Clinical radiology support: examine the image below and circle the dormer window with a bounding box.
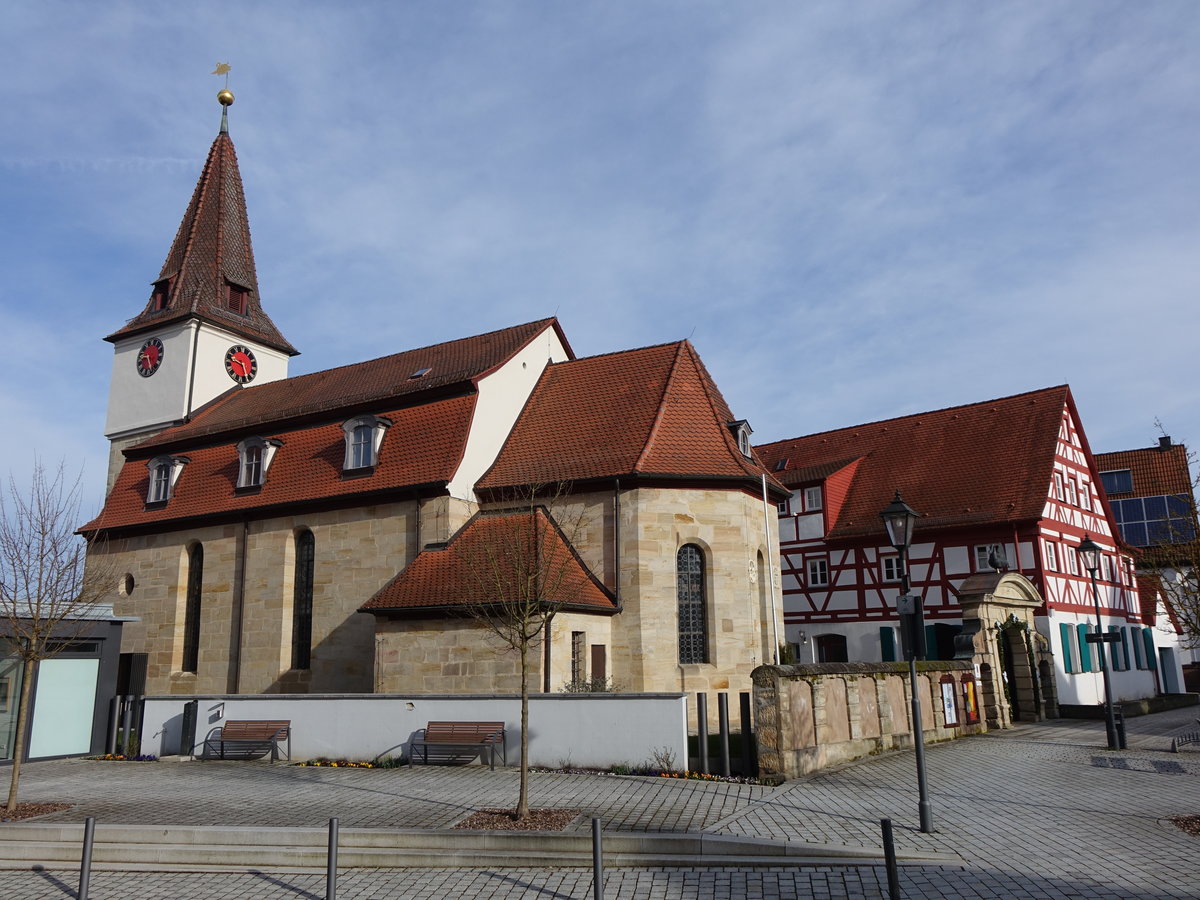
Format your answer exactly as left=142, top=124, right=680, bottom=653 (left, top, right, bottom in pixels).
left=236, top=437, right=282, bottom=489
left=728, top=420, right=753, bottom=459
left=146, top=455, right=188, bottom=504
left=342, top=415, right=391, bottom=471
left=151, top=277, right=172, bottom=311
left=226, top=281, right=249, bottom=315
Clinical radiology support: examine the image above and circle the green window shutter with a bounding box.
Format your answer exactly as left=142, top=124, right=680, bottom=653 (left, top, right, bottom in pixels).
left=1077, top=623, right=1092, bottom=672
left=925, top=624, right=937, bottom=661
left=1131, top=626, right=1144, bottom=669
left=1108, top=626, right=1123, bottom=670
left=880, top=626, right=896, bottom=662
left=1060, top=623, right=1075, bottom=674
left=1143, top=629, right=1157, bottom=669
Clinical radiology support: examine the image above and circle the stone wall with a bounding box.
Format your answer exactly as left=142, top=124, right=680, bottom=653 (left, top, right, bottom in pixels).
left=752, top=661, right=986, bottom=780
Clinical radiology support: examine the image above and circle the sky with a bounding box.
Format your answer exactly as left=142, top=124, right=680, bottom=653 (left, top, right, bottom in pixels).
left=1, top=1, right=1198, bottom=519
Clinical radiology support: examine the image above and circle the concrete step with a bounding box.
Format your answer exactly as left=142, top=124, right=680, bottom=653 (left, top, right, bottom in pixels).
left=0, top=824, right=960, bottom=871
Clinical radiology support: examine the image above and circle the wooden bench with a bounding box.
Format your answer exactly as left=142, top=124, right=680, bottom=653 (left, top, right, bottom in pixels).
left=203, top=720, right=291, bottom=763
left=409, top=721, right=506, bottom=770
left=1170, top=719, right=1200, bottom=753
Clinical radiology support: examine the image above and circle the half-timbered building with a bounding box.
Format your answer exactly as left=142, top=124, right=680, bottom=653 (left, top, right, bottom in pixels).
left=756, top=387, right=1187, bottom=708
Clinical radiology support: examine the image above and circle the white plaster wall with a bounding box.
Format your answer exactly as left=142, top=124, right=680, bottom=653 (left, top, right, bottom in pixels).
left=142, top=693, right=687, bottom=769
left=105, top=320, right=290, bottom=439
left=447, top=324, right=570, bottom=501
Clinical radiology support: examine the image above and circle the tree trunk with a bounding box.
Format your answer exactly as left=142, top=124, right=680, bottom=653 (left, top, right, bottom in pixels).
left=518, top=640, right=530, bottom=820
left=6, top=658, right=35, bottom=812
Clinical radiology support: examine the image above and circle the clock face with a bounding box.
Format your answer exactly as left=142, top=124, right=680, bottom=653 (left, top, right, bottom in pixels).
left=225, top=345, right=258, bottom=384
left=136, top=338, right=165, bottom=377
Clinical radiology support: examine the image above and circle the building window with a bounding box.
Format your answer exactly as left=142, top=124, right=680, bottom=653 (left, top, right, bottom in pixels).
left=226, top=282, right=248, bottom=315
left=291, top=530, right=315, bottom=670
left=571, top=632, right=586, bottom=684
left=677, top=544, right=708, bottom=664
left=1078, top=480, right=1091, bottom=511
left=1053, top=472, right=1064, bottom=500
left=236, top=437, right=282, bottom=489
left=1076, top=623, right=1093, bottom=672
left=1066, top=479, right=1078, bottom=507
left=776, top=498, right=789, bottom=515
left=815, top=633, right=848, bottom=663
left=341, top=415, right=391, bottom=471
left=146, top=455, right=188, bottom=504
left=806, top=557, right=829, bottom=587
left=881, top=555, right=902, bottom=582
left=974, top=544, right=1003, bottom=572
left=803, top=486, right=823, bottom=511
left=1059, top=623, right=1076, bottom=674
left=152, top=277, right=172, bottom=311
left=1066, top=549, right=1079, bottom=576
left=727, top=420, right=753, bottom=458
left=1099, top=469, right=1133, bottom=495
left=182, top=543, right=203, bottom=674
left=1043, top=541, right=1058, bottom=572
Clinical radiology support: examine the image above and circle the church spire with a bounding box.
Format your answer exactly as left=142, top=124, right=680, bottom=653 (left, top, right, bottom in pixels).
left=105, top=90, right=297, bottom=356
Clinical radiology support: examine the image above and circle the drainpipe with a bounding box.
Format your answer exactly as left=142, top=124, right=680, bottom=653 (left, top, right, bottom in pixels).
left=762, top=474, right=780, bottom=663
left=228, top=518, right=249, bottom=694
left=612, top=480, right=622, bottom=609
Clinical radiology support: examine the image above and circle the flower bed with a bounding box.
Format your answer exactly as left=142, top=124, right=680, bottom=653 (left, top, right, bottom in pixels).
left=85, top=754, right=158, bottom=762
left=293, top=757, right=404, bottom=768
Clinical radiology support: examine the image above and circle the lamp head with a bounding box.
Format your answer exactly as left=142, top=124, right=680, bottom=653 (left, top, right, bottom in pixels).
left=880, top=490, right=920, bottom=550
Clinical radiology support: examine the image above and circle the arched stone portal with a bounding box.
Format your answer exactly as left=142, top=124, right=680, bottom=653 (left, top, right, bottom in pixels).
left=954, top=572, right=1058, bottom=728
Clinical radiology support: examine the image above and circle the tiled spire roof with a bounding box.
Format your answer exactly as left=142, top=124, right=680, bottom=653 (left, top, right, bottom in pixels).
left=361, top=508, right=617, bottom=615
left=105, top=124, right=297, bottom=355
left=756, top=385, right=1073, bottom=540
left=477, top=341, right=782, bottom=492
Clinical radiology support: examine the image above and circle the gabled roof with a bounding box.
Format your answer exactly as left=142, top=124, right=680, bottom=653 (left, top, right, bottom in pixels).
left=478, top=340, right=782, bottom=492
left=756, top=386, right=1073, bottom=540
left=1095, top=441, right=1194, bottom=499
left=82, top=394, right=476, bottom=534
left=133, top=318, right=567, bottom=452
left=106, top=125, right=297, bottom=355
left=361, top=508, right=617, bottom=615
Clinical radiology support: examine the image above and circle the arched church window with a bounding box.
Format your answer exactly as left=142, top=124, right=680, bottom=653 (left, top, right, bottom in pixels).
left=292, top=530, right=315, bottom=670
left=677, top=544, right=708, bottom=664
left=182, top=543, right=203, bottom=674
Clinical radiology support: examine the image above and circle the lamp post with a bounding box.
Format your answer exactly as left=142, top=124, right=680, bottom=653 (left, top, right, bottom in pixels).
left=880, top=491, right=933, bottom=833
left=1075, top=534, right=1121, bottom=750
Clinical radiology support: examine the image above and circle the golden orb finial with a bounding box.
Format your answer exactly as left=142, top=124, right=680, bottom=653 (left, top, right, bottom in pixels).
left=217, top=89, right=235, bottom=107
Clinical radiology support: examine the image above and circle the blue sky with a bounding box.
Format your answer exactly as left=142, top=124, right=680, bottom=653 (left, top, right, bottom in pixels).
left=2, top=1, right=1198, bottom=517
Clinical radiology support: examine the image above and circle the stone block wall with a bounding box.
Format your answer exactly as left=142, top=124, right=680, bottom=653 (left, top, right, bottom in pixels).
left=752, top=661, right=986, bottom=780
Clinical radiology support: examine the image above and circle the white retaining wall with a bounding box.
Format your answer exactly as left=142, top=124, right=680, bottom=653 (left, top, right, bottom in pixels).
left=142, top=693, right=688, bottom=769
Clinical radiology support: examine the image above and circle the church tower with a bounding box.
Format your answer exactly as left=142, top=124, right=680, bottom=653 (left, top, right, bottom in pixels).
left=103, top=90, right=298, bottom=493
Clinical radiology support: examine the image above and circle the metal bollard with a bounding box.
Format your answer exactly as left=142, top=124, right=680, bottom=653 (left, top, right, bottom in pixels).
left=739, top=692, right=755, bottom=778
left=880, top=817, right=900, bottom=900
left=718, top=693, right=731, bottom=777
left=78, top=817, right=95, bottom=900
left=696, top=693, right=709, bottom=774
left=327, top=817, right=339, bottom=900
left=591, top=816, right=604, bottom=900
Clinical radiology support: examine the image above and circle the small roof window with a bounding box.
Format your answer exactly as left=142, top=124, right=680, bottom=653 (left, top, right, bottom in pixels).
left=409, top=367, right=432, bottom=379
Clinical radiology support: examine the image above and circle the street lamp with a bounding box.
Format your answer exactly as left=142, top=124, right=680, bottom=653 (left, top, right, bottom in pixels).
left=880, top=490, right=933, bottom=833
left=1076, top=533, right=1122, bottom=750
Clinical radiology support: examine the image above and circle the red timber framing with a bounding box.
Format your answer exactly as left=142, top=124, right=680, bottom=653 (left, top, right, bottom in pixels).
left=763, top=391, right=1142, bottom=642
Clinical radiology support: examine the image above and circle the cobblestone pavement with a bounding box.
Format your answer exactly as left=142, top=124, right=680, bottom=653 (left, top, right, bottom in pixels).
left=1, top=706, right=1198, bottom=898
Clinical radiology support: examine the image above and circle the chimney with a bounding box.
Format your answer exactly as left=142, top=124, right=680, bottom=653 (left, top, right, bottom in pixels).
left=1158, top=435, right=1172, bottom=451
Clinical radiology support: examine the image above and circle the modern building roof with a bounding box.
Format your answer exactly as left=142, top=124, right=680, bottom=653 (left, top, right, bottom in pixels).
left=1095, top=439, right=1195, bottom=499
left=105, top=123, right=297, bottom=355
left=479, top=340, right=783, bottom=494
left=361, top=507, right=617, bottom=616
left=756, top=385, right=1076, bottom=540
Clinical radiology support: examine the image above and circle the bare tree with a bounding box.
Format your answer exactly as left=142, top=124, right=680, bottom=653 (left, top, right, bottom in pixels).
left=0, top=462, right=113, bottom=812
left=1139, top=488, right=1200, bottom=649
left=460, top=484, right=598, bottom=819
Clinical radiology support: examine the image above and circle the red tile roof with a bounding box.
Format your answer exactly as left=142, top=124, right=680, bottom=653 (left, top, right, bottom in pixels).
left=83, top=394, right=476, bottom=534
left=478, top=341, right=782, bottom=492
left=106, top=129, right=297, bottom=355
left=1094, top=442, right=1194, bottom=498
left=135, top=318, right=567, bottom=451
left=755, top=386, right=1073, bottom=540
left=361, top=508, right=617, bottom=615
